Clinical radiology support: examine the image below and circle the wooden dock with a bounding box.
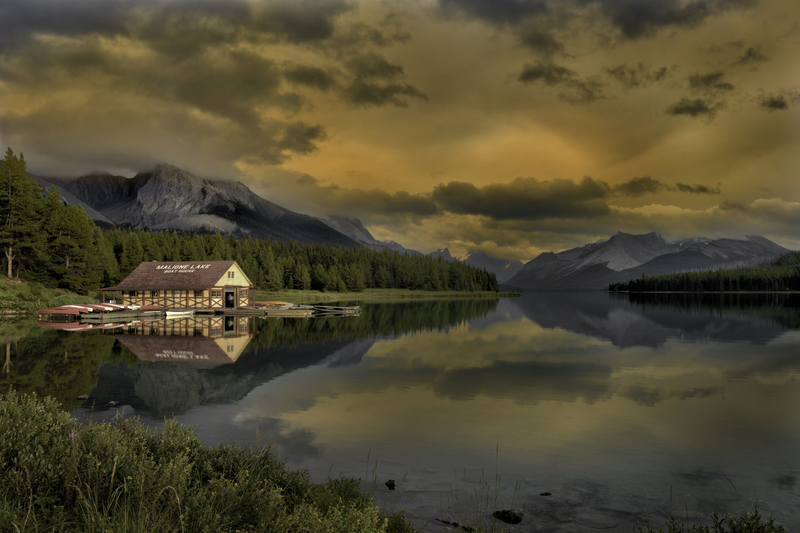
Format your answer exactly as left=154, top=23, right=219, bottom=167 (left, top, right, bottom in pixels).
left=39, top=304, right=360, bottom=326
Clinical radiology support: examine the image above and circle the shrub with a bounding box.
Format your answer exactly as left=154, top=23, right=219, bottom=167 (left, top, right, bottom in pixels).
left=0, top=390, right=414, bottom=533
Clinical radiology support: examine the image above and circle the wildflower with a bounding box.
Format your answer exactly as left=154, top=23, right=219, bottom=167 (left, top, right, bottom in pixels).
left=68, top=432, right=75, bottom=439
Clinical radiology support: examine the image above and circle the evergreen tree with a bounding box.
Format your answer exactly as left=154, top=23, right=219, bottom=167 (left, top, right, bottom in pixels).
left=0, top=149, right=44, bottom=278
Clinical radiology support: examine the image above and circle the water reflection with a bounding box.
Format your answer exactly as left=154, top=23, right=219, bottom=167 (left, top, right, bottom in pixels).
left=114, top=316, right=254, bottom=364
left=3, top=294, right=799, bottom=530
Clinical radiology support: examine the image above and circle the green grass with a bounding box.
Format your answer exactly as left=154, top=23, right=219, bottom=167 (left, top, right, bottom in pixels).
left=255, top=288, right=518, bottom=304
left=0, top=279, right=94, bottom=314
left=0, top=390, right=415, bottom=533
left=635, top=508, right=785, bottom=532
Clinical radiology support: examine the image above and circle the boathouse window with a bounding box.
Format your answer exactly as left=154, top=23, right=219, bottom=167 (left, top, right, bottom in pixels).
left=151, top=290, right=159, bottom=297
left=228, top=271, right=235, bottom=279
left=211, top=289, right=222, bottom=298
left=240, top=289, right=248, bottom=298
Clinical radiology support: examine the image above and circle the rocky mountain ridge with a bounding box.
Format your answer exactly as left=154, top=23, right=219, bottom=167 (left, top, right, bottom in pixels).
left=507, top=231, right=789, bottom=291
left=33, top=164, right=359, bottom=247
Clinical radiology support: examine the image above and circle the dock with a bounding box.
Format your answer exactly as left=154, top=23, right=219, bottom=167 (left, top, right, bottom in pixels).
left=37, top=303, right=360, bottom=327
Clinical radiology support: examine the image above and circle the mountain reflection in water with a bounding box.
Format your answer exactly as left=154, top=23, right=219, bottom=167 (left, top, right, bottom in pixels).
left=3, top=294, right=799, bottom=531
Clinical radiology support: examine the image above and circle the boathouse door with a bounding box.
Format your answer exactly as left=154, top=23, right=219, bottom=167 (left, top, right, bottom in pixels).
left=224, top=290, right=236, bottom=309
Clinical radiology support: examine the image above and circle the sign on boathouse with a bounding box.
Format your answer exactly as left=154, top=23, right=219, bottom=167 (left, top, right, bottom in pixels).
left=101, top=261, right=256, bottom=310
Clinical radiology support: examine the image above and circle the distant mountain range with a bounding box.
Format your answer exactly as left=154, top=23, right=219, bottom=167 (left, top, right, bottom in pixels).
left=29, top=165, right=790, bottom=289
left=506, top=231, right=789, bottom=291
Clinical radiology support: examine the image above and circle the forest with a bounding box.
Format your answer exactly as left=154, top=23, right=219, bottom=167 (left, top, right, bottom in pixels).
left=0, top=148, right=498, bottom=294
left=607, top=252, right=800, bottom=292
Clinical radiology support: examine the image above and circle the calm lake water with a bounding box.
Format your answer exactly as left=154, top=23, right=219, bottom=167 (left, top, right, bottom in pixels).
left=3, top=293, right=800, bottom=531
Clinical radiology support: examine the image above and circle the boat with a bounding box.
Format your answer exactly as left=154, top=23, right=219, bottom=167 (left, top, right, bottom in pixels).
left=165, top=309, right=195, bottom=318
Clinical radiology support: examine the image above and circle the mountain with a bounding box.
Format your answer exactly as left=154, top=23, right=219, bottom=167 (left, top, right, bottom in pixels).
left=463, top=250, right=524, bottom=283
left=317, top=214, right=422, bottom=255
left=33, top=164, right=359, bottom=247
left=508, top=232, right=789, bottom=291
left=428, top=248, right=454, bottom=261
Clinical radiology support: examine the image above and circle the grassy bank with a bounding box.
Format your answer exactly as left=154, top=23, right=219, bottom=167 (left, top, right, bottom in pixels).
left=0, top=392, right=787, bottom=533
left=255, top=288, right=518, bottom=304
left=0, top=279, right=94, bottom=315
left=0, top=391, right=414, bottom=533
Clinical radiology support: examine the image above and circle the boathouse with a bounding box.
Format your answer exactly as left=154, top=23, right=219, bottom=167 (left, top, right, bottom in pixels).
left=102, top=261, right=255, bottom=310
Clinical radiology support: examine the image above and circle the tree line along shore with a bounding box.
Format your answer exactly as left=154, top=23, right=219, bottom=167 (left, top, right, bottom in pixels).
left=607, top=252, right=800, bottom=293
left=1, top=148, right=498, bottom=297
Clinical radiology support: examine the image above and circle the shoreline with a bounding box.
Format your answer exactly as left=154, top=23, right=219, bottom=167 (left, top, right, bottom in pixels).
left=255, top=288, right=519, bottom=303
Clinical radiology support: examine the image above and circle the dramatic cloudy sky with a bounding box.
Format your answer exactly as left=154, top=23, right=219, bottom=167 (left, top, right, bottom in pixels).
left=0, top=0, right=798, bottom=259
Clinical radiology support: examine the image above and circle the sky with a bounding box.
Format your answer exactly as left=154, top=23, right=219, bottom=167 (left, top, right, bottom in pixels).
left=0, top=0, right=798, bottom=261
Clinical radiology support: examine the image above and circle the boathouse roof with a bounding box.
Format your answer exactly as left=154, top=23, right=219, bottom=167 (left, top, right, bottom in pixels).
left=102, top=260, right=254, bottom=291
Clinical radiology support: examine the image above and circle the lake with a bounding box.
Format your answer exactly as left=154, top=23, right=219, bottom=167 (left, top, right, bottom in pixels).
left=3, top=293, right=799, bottom=532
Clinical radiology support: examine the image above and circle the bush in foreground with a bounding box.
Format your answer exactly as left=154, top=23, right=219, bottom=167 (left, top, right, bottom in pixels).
left=0, top=391, right=414, bottom=533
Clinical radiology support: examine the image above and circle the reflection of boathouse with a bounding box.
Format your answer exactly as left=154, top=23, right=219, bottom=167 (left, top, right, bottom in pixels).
left=102, top=261, right=255, bottom=310
left=113, top=316, right=254, bottom=364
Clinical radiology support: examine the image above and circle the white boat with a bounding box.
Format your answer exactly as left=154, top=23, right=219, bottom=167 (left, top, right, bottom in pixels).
left=165, top=310, right=195, bottom=318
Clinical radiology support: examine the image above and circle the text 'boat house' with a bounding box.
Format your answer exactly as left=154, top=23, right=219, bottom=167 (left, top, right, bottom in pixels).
left=102, top=261, right=255, bottom=310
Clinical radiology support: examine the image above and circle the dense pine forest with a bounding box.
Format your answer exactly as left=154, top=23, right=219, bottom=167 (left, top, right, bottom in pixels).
left=0, top=148, right=498, bottom=294
left=607, top=252, right=800, bottom=292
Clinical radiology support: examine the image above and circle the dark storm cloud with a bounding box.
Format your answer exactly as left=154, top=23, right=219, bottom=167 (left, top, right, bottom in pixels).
left=587, top=0, right=756, bottom=40
left=688, top=71, right=735, bottom=93
left=605, top=63, right=673, bottom=89
left=278, top=122, right=327, bottom=155
left=675, top=182, right=721, bottom=194
left=0, top=0, right=434, bottom=173
left=518, top=27, right=565, bottom=55
left=346, top=53, right=405, bottom=79
left=251, top=0, right=352, bottom=43
left=283, top=65, right=337, bottom=91
left=0, top=0, right=352, bottom=51
left=666, top=97, right=722, bottom=118
left=518, top=59, right=605, bottom=103
left=308, top=174, right=726, bottom=222
left=438, top=0, right=755, bottom=42
left=343, top=53, right=428, bottom=107
left=760, top=95, right=789, bottom=111
left=438, top=0, right=548, bottom=25
left=431, top=177, right=612, bottom=220
left=614, top=176, right=665, bottom=196
left=518, top=59, right=574, bottom=85
left=344, top=81, right=429, bottom=107
left=733, top=46, right=768, bottom=65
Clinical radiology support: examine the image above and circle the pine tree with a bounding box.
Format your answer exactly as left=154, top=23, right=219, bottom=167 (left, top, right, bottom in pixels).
left=0, top=149, right=45, bottom=278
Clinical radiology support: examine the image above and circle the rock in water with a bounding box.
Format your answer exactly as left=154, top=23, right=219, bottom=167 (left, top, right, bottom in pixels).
left=493, top=509, right=523, bottom=524
left=385, top=479, right=396, bottom=490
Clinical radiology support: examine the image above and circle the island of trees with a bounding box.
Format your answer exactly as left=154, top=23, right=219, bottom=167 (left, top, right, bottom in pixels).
left=0, top=148, right=498, bottom=295
left=607, top=252, right=800, bottom=292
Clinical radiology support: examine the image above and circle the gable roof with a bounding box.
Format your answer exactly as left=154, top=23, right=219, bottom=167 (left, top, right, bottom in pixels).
left=103, top=261, right=253, bottom=290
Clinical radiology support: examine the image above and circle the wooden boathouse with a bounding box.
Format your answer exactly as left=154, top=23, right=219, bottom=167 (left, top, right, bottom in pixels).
left=102, top=261, right=255, bottom=310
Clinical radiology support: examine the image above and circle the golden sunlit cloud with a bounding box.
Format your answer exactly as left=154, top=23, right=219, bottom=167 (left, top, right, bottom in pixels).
left=0, top=0, right=797, bottom=258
